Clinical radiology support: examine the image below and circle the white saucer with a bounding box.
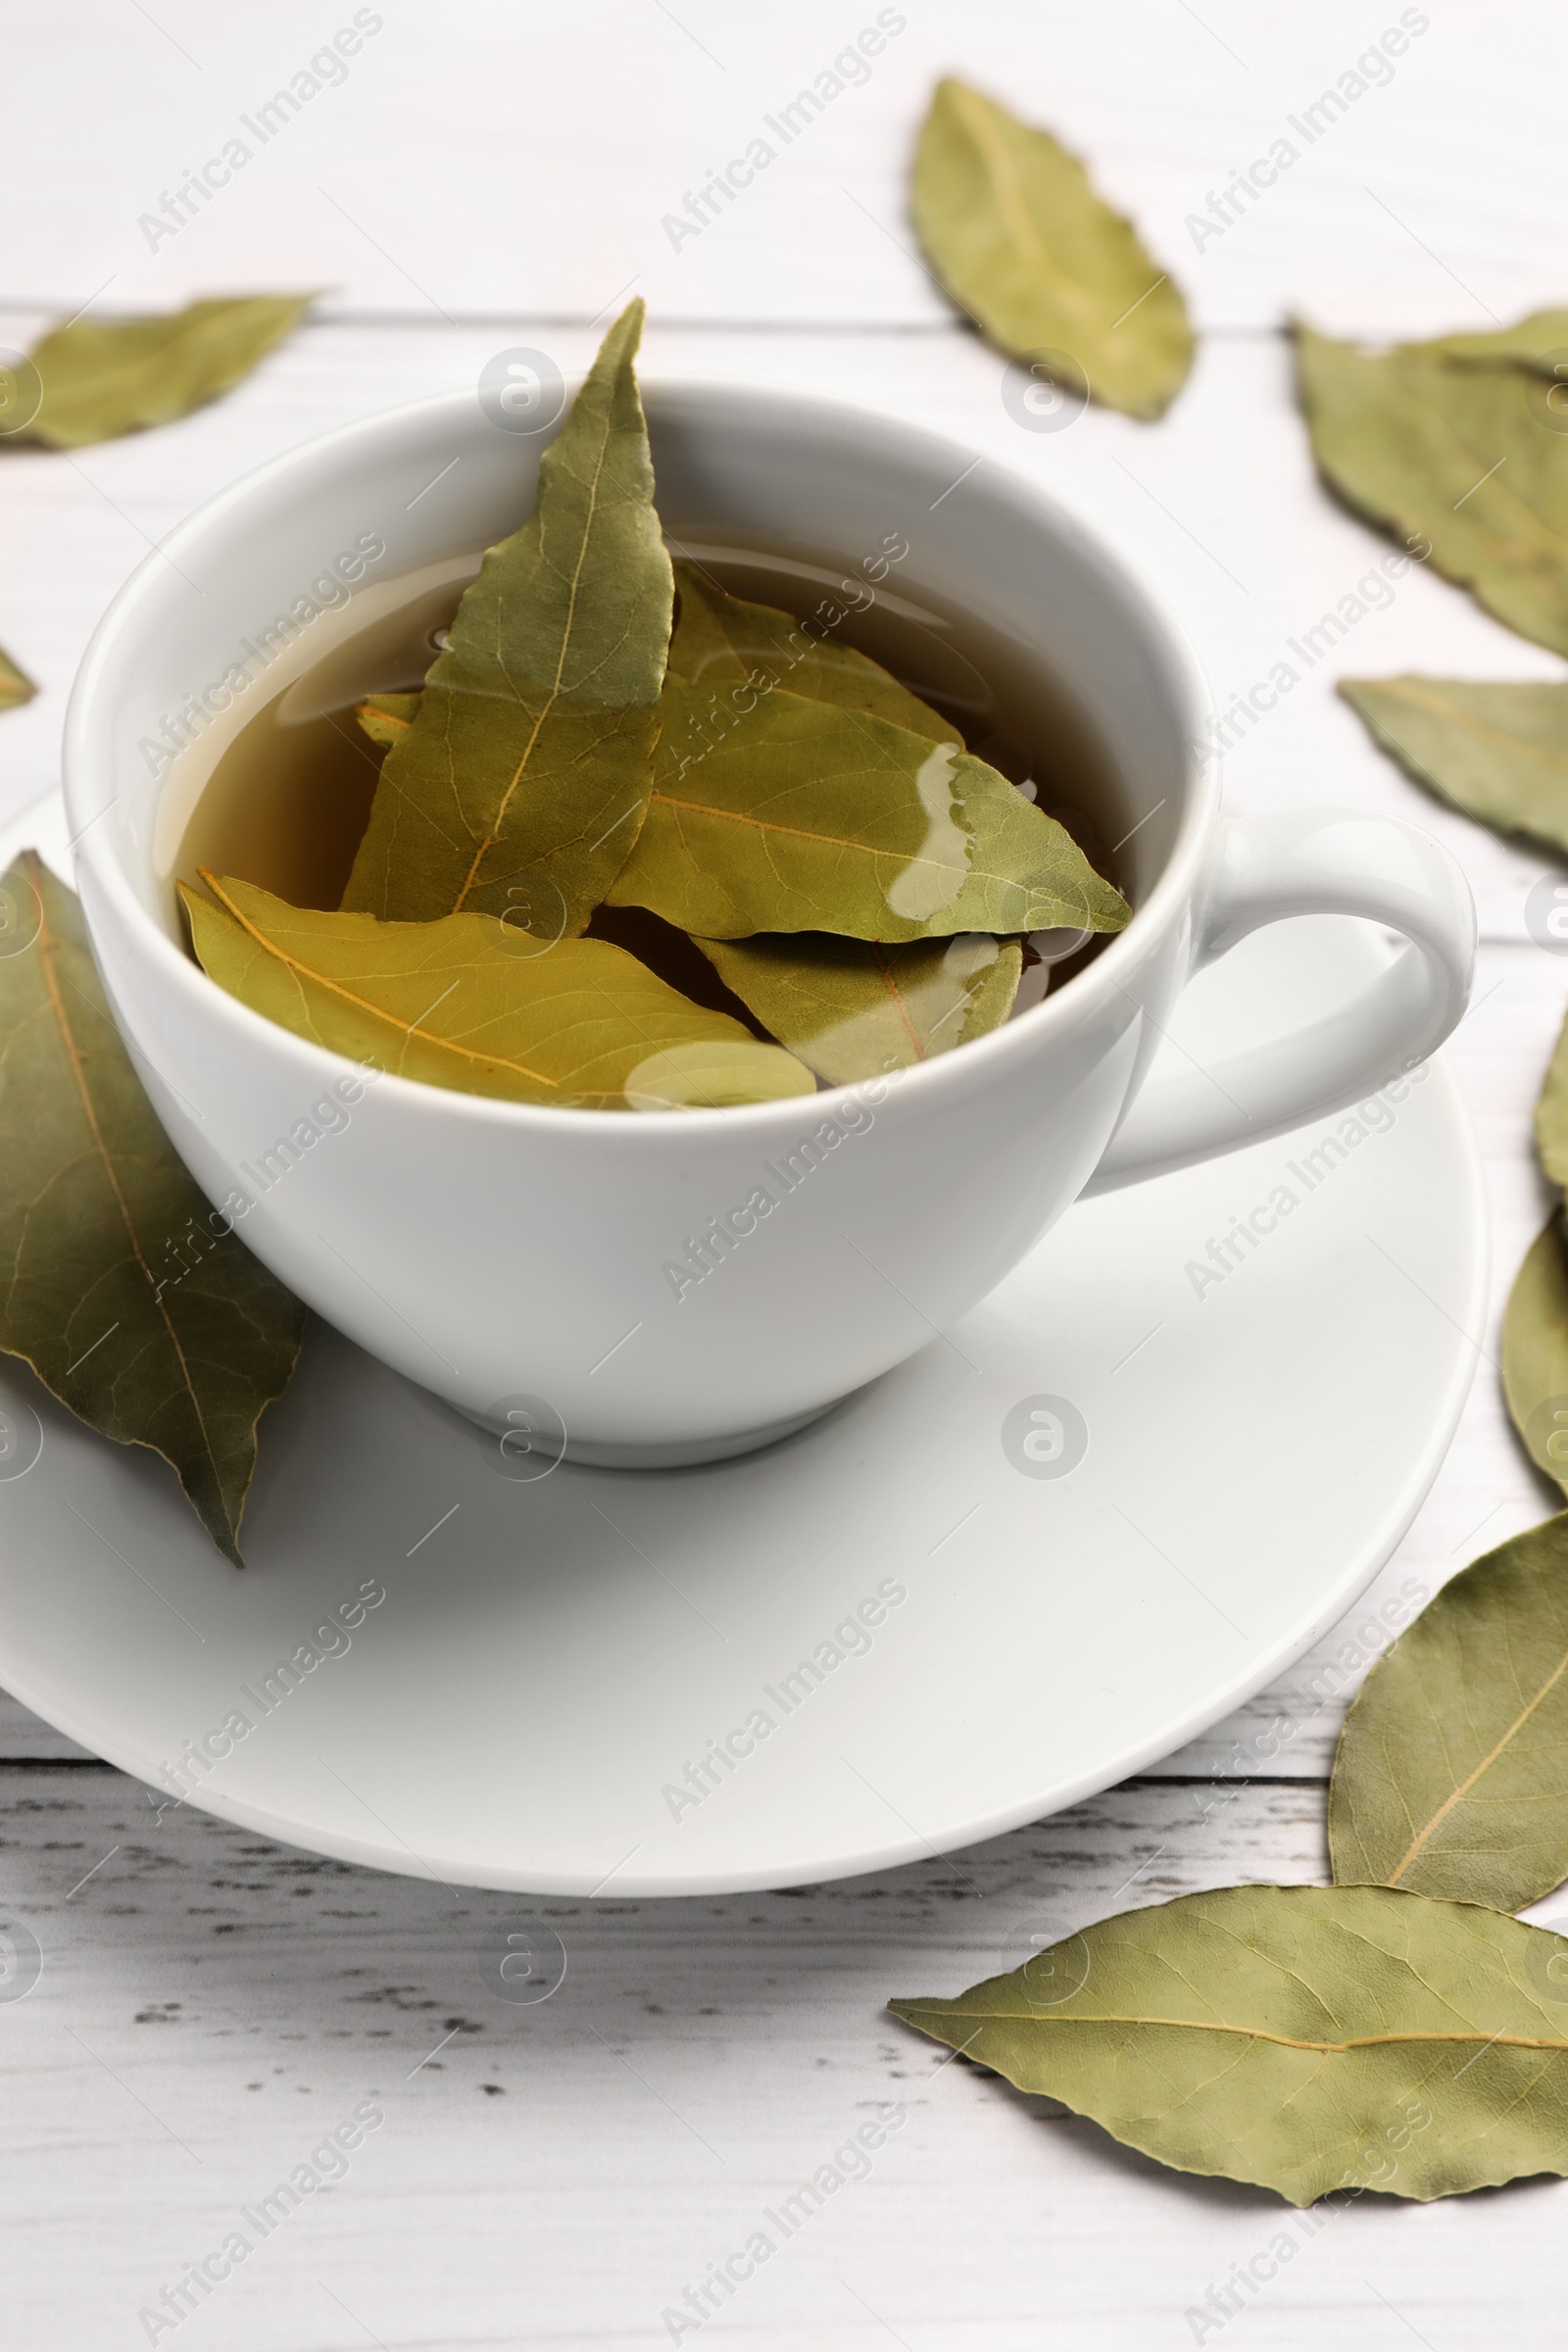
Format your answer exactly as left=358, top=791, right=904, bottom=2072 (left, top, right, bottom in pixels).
left=0, top=792, right=1485, bottom=1894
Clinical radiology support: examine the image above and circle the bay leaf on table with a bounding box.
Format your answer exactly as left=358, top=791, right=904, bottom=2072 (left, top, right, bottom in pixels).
left=1341, top=675, right=1568, bottom=856
left=1535, top=1010, right=1568, bottom=1185
left=1400, top=313, right=1568, bottom=372
left=0, top=647, right=35, bottom=711
left=1504, top=1220, right=1568, bottom=1495
left=696, top=930, right=1022, bottom=1085
left=185, top=872, right=814, bottom=1111
left=342, top=300, right=672, bottom=932
left=8, top=295, right=311, bottom=449
left=667, top=561, right=956, bottom=744
left=910, top=76, right=1194, bottom=420
left=1330, top=1515, right=1568, bottom=1912
left=0, top=852, right=304, bottom=1567
left=1295, top=321, right=1568, bottom=658
left=891, top=1883, right=1568, bottom=2203
left=607, top=685, right=1130, bottom=942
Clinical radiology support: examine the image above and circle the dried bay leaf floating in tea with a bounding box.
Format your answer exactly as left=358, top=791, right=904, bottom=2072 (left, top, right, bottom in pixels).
left=1504, top=1220, right=1568, bottom=1495
left=891, top=1884, right=1568, bottom=2203
left=0, top=648, right=35, bottom=712
left=696, top=931, right=1021, bottom=1085
left=185, top=873, right=813, bottom=1111
left=343, top=300, right=672, bottom=932
left=353, top=561, right=959, bottom=772
left=0, top=853, right=304, bottom=1566
left=667, top=562, right=956, bottom=744
left=1296, top=318, right=1568, bottom=658
left=1401, top=312, right=1568, bottom=370
left=1342, top=676, right=1568, bottom=856
left=1330, top=1515, right=1568, bottom=1912
left=648, top=567, right=1124, bottom=947
left=911, top=78, right=1193, bottom=420
left=354, top=691, right=419, bottom=750
left=609, top=690, right=1128, bottom=942
left=7, top=295, right=311, bottom=448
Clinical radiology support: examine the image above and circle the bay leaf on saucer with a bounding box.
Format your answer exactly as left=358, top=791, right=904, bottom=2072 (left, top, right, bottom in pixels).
left=9, top=295, right=312, bottom=448
left=667, top=560, right=957, bottom=744
left=1504, top=1218, right=1568, bottom=1496
left=0, top=851, right=305, bottom=1567
left=341, top=301, right=672, bottom=933
left=1295, top=320, right=1568, bottom=658
left=0, top=647, right=35, bottom=711
left=891, top=1883, right=1568, bottom=2202
left=695, top=930, right=1022, bottom=1084
left=607, top=685, right=1129, bottom=942
left=911, top=77, right=1194, bottom=420
left=1341, top=675, right=1568, bottom=856
left=185, top=871, right=814, bottom=1110
left=1330, top=1514, right=1568, bottom=1911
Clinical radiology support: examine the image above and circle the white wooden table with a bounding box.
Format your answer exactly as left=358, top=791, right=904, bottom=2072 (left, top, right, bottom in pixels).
left=2, top=6, right=1565, bottom=2342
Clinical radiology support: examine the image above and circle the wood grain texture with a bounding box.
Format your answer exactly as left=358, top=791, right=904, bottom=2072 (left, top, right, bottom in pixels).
left=14, top=1764, right=1567, bottom=2350
left=1, top=4, right=1563, bottom=334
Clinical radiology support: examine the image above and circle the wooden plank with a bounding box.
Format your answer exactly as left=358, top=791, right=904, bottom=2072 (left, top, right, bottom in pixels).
left=1, top=4, right=1562, bottom=334
left=0, top=1764, right=1556, bottom=2347
left=0, top=1691, right=90, bottom=1759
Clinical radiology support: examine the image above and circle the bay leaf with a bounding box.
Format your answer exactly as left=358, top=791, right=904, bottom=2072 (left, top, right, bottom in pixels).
left=0, top=647, right=35, bottom=711
left=0, top=853, right=304, bottom=1566
left=910, top=77, right=1194, bottom=421
left=1330, top=1515, right=1568, bottom=1911
left=696, top=930, right=1021, bottom=1085
left=352, top=560, right=960, bottom=763
left=341, top=301, right=672, bottom=931
left=1401, top=312, right=1568, bottom=373
left=354, top=691, right=419, bottom=750
left=1341, top=674, right=1568, bottom=856
left=607, top=686, right=1130, bottom=942
left=1295, top=321, right=1568, bottom=658
left=668, top=561, right=956, bottom=745
left=891, top=1883, right=1568, bottom=2203
left=1504, top=1220, right=1568, bottom=1495
left=1535, top=1010, right=1568, bottom=1185
left=10, top=295, right=311, bottom=449
left=185, top=872, right=813, bottom=1111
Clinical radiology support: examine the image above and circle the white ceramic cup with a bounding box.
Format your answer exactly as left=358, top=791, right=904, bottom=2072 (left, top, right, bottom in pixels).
left=64, top=382, right=1475, bottom=1467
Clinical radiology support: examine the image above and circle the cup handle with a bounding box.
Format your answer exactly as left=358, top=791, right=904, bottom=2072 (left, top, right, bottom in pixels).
left=1082, top=808, right=1476, bottom=1196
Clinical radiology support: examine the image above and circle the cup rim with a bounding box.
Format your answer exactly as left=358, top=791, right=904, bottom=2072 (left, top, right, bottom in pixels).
left=64, top=376, right=1219, bottom=1136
